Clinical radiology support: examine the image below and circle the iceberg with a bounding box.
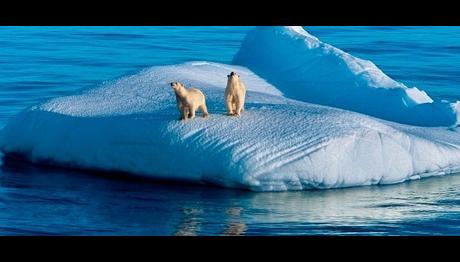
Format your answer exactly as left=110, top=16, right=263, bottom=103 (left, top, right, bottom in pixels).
left=234, top=26, right=460, bottom=127
left=2, top=61, right=460, bottom=191
left=2, top=26, right=460, bottom=191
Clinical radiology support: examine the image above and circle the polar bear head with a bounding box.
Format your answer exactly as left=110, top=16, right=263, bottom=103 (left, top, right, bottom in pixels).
left=227, top=71, right=239, bottom=78
left=170, top=82, right=186, bottom=92
left=227, top=72, right=240, bottom=85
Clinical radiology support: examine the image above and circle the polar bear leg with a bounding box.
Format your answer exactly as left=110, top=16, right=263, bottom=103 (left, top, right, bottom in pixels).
left=235, top=98, right=244, bottom=116
left=238, top=94, right=246, bottom=115
left=179, top=106, right=185, bottom=120
left=180, top=106, right=190, bottom=120
left=226, top=98, right=235, bottom=116
left=189, top=106, right=197, bottom=119
left=199, top=104, right=209, bottom=118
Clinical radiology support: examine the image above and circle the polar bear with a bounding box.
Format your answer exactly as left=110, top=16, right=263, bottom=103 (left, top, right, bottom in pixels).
left=225, top=72, right=246, bottom=116
left=171, top=82, right=209, bottom=120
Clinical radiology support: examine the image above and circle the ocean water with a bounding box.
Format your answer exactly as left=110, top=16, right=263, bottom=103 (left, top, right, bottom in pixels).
left=1, top=26, right=460, bottom=235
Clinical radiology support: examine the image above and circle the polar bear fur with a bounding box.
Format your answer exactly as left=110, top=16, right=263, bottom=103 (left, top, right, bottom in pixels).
left=171, top=82, right=209, bottom=120
left=225, top=72, right=246, bottom=116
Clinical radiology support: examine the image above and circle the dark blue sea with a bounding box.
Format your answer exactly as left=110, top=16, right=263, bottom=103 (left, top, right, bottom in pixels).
left=1, top=26, right=460, bottom=235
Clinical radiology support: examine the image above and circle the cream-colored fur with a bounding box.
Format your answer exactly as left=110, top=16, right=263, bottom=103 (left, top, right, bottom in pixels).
left=171, top=82, right=209, bottom=120
left=225, top=72, right=246, bottom=116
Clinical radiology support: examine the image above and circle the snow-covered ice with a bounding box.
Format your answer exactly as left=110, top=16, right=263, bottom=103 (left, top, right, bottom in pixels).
left=2, top=27, right=460, bottom=191
left=234, top=26, right=460, bottom=127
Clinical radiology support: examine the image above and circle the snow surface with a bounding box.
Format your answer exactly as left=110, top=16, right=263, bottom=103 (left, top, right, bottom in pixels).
left=2, top=26, right=460, bottom=191
left=234, top=26, right=460, bottom=127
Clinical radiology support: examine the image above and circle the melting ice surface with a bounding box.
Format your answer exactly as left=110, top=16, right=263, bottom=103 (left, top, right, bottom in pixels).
left=2, top=26, right=460, bottom=191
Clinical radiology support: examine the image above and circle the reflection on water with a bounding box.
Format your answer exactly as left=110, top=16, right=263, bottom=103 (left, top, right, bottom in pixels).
left=243, top=175, right=460, bottom=235
left=175, top=207, right=203, bottom=236
left=2, top=154, right=460, bottom=235
left=173, top=204, right=248, bottom=236
left=222, top=207, right=246, bottom=236
left=174, top=206, right=247, bottom=236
